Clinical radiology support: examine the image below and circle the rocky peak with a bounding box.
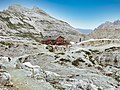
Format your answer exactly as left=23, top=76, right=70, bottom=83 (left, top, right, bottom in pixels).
left=113, top=20, right=120, bottom=25
left=7, top=4, right=48, bottom=16
left=97, top=21, right=113, bottom=29
left=32, top=6, right=48, bottom=16
left=96, top=20, right=120, bottom=30
left=85, top=20, right=120, bottom=40
left=7, top=4, right=29, bottom=13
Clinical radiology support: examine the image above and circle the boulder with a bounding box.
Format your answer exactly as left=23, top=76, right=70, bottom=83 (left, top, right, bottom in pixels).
left=0, top=70, right=13, bottom=87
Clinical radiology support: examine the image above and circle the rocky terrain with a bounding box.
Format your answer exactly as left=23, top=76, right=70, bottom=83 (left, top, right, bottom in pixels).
left=0, top=4, right=120, bottom=90
left=0, top=37, right=120, bottom=90
left=85, top=20, right=120, bottom=40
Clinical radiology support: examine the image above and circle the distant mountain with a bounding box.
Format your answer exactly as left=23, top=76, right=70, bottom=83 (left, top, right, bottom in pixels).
left=0, top=4, right=84, bottom=42
left=85, top=20, right=120, bottom=40
left=77, top=29, right=93, bottom=34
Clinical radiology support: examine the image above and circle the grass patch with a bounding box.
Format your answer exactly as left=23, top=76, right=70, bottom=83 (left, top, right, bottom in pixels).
left=0, top=41, right=13, bottom=47
left=82, top=50, right=91, bottom=55
left=0, top=16, right=17, bottom=29
left=59, top=58, right=71, bottom=62
left=19, top=18, right=35, bottom=29
left=57, top=52, right=65, bottom=55
left=52, top=84, right=65, bottom=90
left=49, top=80, right=65, bottom=90
left=16, top=32, right=41, bottom=42
left=72, top=58, right=85, bottom=66
left=72, top=60, right=79, bottom=66
left=54, top=55, right=60, bottom=59
left=75, top=50, right=81, bottom=53
left=46, top=45, right=54, bottom=52
left=105, top=47, right=120, bottom=52
left=89, top=49, right=100, bottom=54
left=0, top=15, right=35, bottom=30
left=89, top=55, right=95, bottom=64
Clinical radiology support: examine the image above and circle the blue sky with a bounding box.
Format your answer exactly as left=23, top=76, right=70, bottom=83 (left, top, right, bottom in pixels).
left=0, top=0, right=120, bottom=29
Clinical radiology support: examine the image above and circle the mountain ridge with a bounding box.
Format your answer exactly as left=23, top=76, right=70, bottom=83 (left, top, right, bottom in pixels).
left=0, top=4, right=84, bottom=42
left=85, top=20, right=120, bottom=40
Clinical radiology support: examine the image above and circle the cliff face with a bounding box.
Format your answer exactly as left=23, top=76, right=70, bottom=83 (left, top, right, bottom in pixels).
left=0, top=4, right=84, bottom=42
left=85, top=20, right=120, bottom=40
